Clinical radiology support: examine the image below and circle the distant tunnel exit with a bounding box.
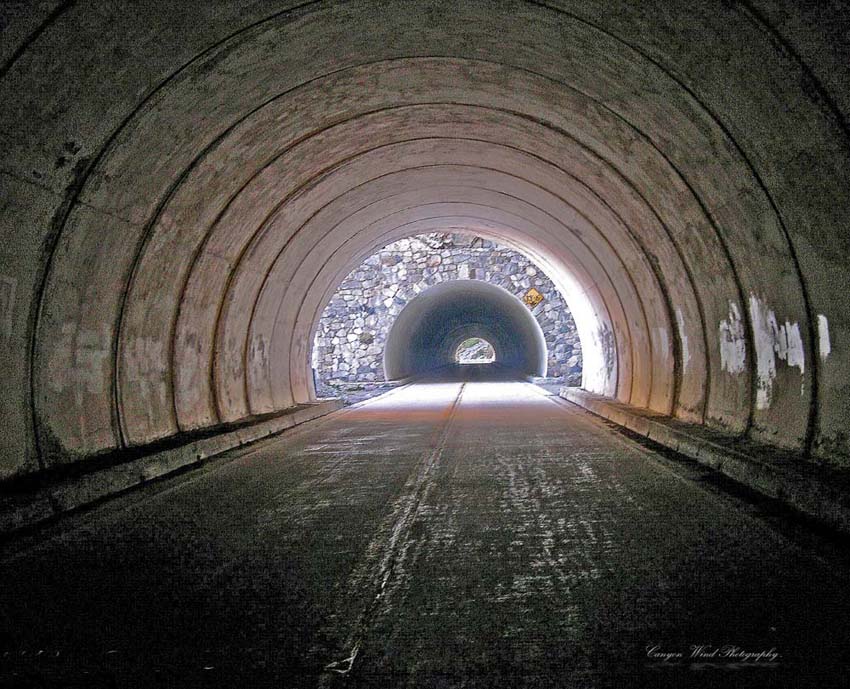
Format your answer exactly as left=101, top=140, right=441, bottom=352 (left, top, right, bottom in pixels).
left=455, top=337, right=496, bottom=364
left=383, top=281, right=547, bottom=380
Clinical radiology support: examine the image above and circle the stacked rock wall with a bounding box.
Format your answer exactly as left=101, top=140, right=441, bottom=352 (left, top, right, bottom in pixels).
left=312, top=233, right=582, bottom=385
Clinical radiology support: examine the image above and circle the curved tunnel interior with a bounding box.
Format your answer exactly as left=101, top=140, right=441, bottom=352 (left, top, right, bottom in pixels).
left=383, top=280, right=547, bottom=380
left=1, top=0, right=849, bottom=480
left=4, top=3, right=850, bottom=684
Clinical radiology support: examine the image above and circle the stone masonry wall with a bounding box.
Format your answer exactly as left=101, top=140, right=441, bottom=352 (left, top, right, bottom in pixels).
left=312, top=233, right=582, bottom=384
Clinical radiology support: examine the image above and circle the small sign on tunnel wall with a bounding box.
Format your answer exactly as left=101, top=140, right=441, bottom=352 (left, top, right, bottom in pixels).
left=522, top=287, right=544, bottom=308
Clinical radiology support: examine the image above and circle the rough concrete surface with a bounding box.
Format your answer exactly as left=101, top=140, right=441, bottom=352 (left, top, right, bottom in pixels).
left=3, top=3, right=850, bottom=685
left=1, top=378, right=847, bottom=687
left=560, top=387, right=850, bottom=534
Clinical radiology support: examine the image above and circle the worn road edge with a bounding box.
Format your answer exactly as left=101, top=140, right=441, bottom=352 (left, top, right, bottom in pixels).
left=0, top=399, right=343, bottom=537
left=560, top=387, right=850, bottom=535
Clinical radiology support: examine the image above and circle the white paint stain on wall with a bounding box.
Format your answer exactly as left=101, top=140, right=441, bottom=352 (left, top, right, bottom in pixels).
left=748, top=296, right=806, bottom=410
left=675, top=308, right=690, bottom=373
left=818, top=314, right=831, bottom=361
left=719, top=301, right=746, bottom=375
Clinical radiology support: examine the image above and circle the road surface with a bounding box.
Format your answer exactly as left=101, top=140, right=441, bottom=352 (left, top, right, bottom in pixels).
left=2, top=374, right=848, bottom=687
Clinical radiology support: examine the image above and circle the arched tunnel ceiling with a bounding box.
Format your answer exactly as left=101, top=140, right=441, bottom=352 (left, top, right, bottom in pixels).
left=383, top=280, right=548, bottom=380
left=1, top=0, right=850, bottom=477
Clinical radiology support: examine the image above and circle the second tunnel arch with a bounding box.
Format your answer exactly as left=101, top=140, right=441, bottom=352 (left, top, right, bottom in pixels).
left=383, top=280, right=548, bottom=380
left=299, top=214, right=618, bottom=404
left=311, top=231, right=584, bottom=386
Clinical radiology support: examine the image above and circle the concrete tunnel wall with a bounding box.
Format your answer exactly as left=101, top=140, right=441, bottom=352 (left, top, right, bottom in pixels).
left=1, top=1, right=850, bottom=479
left=383, top=281, right=547, bottom=380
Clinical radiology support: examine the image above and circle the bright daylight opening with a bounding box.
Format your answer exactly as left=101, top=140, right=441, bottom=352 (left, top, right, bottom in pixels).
left=455, top=337, right=496, bottom=364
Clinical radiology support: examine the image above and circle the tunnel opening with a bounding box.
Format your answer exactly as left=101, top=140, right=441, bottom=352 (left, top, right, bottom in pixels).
left=455, top=338, right=495, bottom=364
left=312, top=232, right=583, bottom=399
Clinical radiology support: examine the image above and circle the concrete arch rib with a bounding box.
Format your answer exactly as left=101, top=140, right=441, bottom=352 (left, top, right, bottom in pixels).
left=31, top=53, right=698, bottom=454
left=192, top=109, right=708, bottom=428
left=555, top=0, right=846, bottom=456
left=243, top=176, right=629, bottom=407
left=195, top=125, right=684, bottom=426
left=259, top=191, right=632, bottom=412
left=275, top=180, right=650, bottom=409
left=12, top=0, right=838, bottom=477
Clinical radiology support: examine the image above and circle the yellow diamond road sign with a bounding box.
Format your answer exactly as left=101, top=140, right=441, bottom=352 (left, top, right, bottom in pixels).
left=523, top=287, right=544, bottom=308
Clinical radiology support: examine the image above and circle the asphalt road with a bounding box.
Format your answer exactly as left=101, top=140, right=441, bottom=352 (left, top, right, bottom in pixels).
left=2, top=374, right=848, bottom=688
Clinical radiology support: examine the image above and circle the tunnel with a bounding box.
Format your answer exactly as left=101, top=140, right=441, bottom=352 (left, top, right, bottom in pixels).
left=383, top=280, right=547, bottom=380
left=2, top=1, right=850, bottom=685
left=0, top=0, right=848, bottom=473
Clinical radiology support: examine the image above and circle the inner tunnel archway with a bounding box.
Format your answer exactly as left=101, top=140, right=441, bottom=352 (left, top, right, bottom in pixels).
left=383, top=281, right=547, bottom=380
left=311, top=232, right=583, bottom=388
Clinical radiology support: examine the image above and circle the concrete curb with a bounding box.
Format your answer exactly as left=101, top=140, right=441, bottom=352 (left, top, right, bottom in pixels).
left=0, top=399, right=343, bottom=537
left=560, top=388, right=850, bottom=535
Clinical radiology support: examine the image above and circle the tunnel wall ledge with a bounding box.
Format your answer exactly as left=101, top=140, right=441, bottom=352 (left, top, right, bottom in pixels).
left=0, top=399, right=343, bottom=538
left=560, top=388, right=850, bottom=535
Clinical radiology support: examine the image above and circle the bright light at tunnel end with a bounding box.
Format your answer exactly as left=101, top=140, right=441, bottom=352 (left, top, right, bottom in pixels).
left=455, top=337, right=496, bottom=364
